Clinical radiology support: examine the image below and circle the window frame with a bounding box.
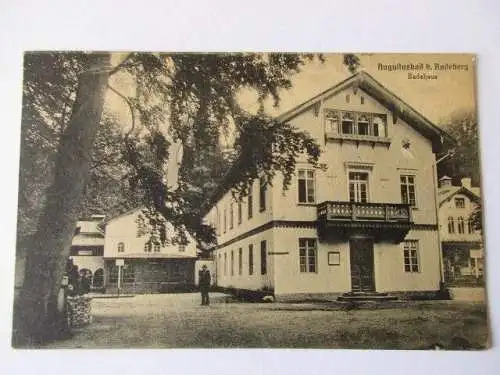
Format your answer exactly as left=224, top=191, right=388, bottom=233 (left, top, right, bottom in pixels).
left=348, top=170, right=370, bottom=203
left=230, top=250, right=234, bottom=276
left=455, top=197, right=465, bottom=209
left=260, top=240, right=267, bottom=275
left=457, top=216, right=465, bottom=234
left=297, top=169, right=316, bottom=204
left=117, top=242, right=125, bottom=253
left=248, top=184, right=253, bottom=219
left=299, top=238, right=318, bottom=273
left=248, top=244, right=254, bottom=275
left=229, top=202, right=234, bottom=229
left=259, top=176, right=267, bottom=212
left=238, top=247, right=243, bottom=276
left=448, top=216, right=455, bottom=234
left=403, top=240, right=420, bottom=273
left=400, top=174, right=417, bottom=207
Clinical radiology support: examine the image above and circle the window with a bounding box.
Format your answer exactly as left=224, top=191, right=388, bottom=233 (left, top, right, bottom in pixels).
left=248, top=244, right=254, bottom=275
left=341, top=112, right=354, bottom=134
left=400, top=175, right=417, bottom=206
left=117, top=242, right=125, bottom=253
left=259, top=176, right=267, bottom=212
left=248, top=186, right=253, bottom=219
left=231, top=250, right=234, bottom=276
left=357, top=114, right=370, bottom=135
left=448, top=217, right=455, bottom=233
left=346, top=94, right=350, bottom=103
left=224, top=252, right=227, bottom=276
left=349, top=171, right=369, bottom=203
left=237, top=202, right=242, bottom=225
left=153, top=241, right=161, bottom=252
left=298, top=169, right=315, bottom=203
left=299, top=239, right=317, bottom=273
left=216, top=208, right=220, bottom=235
left=403, top=240, right=420, bottom=272
left=372, top=116, right=384, bottom=137
left=260, top=240, right=267, bottom=275
left=455, top=197, right=465, bottom=208
left=457, top=217, right=465, bottom=234
left=229, top=203, right=234, bottom=229
left=144, top=242, right=152, bottom=253
left=238, top=248, right=243, bottom=276
left=360, top=96, right=365, bottom=105
left=178, top=244, right=185, bottom=252
left=467, top=219, right=473, bottom=234
left=223, top=208, right=227, bottom=233
left=325, top=111, right=339, bottom=133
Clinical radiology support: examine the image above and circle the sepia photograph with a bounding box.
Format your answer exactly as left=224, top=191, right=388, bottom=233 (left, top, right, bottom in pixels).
left=11, top=52, right=489, bottom=350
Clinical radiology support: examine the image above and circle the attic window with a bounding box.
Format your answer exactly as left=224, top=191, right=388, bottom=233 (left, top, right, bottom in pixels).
left=341, top=112, right=354, bottom=134
left=455, top=197, right=465, bottom=208
left=361, top=96, right=365, bottom=104
left=357, top=114, right=370, bottom=135
left=346, top=94, right=350, bottom=103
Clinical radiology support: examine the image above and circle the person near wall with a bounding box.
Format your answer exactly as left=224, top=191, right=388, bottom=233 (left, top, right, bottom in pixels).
left=199, top=265, right=211, bottom=306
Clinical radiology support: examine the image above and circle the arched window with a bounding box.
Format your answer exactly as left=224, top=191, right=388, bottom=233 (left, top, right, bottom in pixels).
left=117, top=242, right=125, bottom=253
left=448, top=217, right=455, bottom=233
left=457, top=217, right=465, bottom=234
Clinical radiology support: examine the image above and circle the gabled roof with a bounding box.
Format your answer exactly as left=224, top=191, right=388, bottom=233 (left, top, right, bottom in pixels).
left=277, top=71, right=448, bottom=152
left=202, top=71, right=451, bottom=215
left=438, top=185, right=481, bottom=206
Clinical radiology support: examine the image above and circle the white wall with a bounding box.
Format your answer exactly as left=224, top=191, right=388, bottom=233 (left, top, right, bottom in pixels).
left=272, top=227, right=351, bottom=295
left=375, top=230, right=441, bottom=292
left=271, top=87, right=438, bottom=226
left=214, top=228, right=274, bottom=290
left=104, top=209, right=198, bottom=258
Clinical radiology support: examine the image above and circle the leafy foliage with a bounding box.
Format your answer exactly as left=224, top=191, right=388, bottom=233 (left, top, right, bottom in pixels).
left=438, top=109, right=481, bottom=186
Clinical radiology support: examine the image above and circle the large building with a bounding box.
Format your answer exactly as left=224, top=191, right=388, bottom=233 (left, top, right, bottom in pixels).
left=203, top=71, right=448, bottom=301
left=102, top=208, right=199, bottom=294
left=438, top=176, right=483, bottom=285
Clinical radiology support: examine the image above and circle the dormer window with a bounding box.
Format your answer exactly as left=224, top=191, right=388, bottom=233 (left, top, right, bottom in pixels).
left=341, top=112, right=355, bottom=134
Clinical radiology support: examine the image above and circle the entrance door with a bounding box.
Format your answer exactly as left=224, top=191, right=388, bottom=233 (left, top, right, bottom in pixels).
left=349, top=238, right=375, bottom=292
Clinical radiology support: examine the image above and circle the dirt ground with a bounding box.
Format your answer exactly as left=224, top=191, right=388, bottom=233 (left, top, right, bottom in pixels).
left=41, top=293, right=489, bottom=350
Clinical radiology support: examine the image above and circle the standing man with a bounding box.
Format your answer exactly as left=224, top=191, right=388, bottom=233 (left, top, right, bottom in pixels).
left=199, top=265, right=211, bottom=306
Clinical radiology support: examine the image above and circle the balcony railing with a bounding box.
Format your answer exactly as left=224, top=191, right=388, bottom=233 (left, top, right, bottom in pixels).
left=317, top=201, right=412, bottom=223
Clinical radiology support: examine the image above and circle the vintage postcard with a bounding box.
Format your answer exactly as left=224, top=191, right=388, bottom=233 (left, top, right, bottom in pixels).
left=12, top=52, right=488, bottom=349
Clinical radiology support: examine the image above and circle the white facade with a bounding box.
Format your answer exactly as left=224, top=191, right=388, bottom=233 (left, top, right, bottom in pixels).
left=438, top=177, right=483, bottom=281
left=103, top=208, right=198, bottom=259
left=204, top=72, right=444, bottom=299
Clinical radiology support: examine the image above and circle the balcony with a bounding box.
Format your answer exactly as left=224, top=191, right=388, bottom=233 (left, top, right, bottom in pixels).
left=317, top=201, right=412, bottom=242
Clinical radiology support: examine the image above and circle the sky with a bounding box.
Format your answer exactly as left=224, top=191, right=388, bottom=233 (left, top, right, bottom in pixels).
left=106, top=53, right=477, bottom=135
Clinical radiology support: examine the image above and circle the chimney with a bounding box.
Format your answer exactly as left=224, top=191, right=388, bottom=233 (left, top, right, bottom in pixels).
left=461, top=177, right=472, bottom=189
left=439, top=175, right=453, bottom=188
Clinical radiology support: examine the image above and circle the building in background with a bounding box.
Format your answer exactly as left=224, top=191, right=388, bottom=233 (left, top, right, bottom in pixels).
left=203, top=71, right=448, bottom=301
left=438, top=176, right=483, bottom=286
left=102, top=208, right=199, bottom=294
left=69, top=215, right=105, bottom=290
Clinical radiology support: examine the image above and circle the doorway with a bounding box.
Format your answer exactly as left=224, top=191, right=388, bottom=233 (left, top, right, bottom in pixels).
left=349, top=237, right=375, bottom=292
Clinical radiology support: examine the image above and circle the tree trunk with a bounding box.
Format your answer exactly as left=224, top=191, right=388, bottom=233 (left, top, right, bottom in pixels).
left=13, top=53, right=111, bottom=347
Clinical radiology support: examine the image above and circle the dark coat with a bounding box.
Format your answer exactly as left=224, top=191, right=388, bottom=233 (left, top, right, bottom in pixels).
left=199, top=268, right=211, bottom=286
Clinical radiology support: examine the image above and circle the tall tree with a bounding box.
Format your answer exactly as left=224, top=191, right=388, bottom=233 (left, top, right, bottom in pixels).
left=438, top=109, right=481, bottom=186
left=15, top=52, right=112, bottom=345
left=14, top=52, right=344, bottom=345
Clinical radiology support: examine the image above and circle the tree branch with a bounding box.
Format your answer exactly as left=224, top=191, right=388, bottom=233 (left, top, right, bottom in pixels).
left=106, top=83, right=136, bottom=139
left=109, top=52, right=134, bottom=76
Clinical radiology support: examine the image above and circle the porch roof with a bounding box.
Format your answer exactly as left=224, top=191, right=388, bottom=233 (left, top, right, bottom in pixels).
left=71, top=233, right=104, bottom=247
